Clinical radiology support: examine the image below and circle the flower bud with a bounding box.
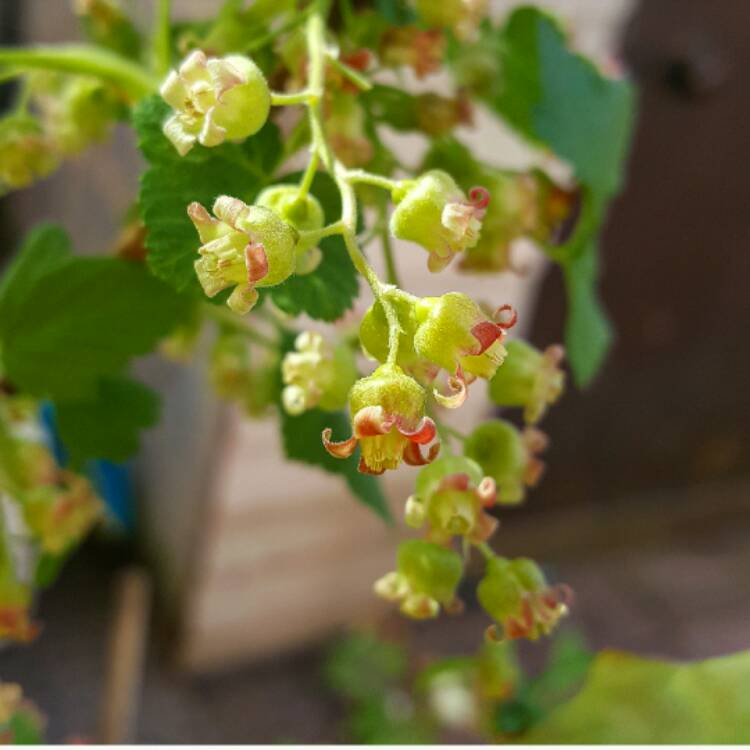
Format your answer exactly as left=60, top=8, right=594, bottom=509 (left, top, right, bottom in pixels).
left=31, top=73, right=120, bottom=156
left=464, top=420, right=547, bottom=505
left=22, top=472, right=102, bottom=555
left=0, top=116, right=58, bottom=192
left=256, top=185, right=325, bottom=275
left=322, top=364, right=439, bottom=475
left=325, top=93, right=373, bottom=168
left=413, top=293, right=517, bottom=407
left=460, top=170, right=582, bottom=272
left=490, top=341, right=565, bottom=424
left=374, top=539, right=463, bottom=619
left=379, top=27, right=445, bottom=79
left=0, top=555, right=38, bottom=643
left=414, top=0, right=488, bottom=40
left=160, top=50, right=271, bottom=156
left=189, top=196, right=297, bottom=314
left=359, top=297, right=438, bottom=385
left=390, top=170, right=488, bottom=272
left=408, top=455, right=497, bottom=542
left=478, top=557, right=570, bottom=641
left=415, top=92, right=473, bottom=138
left=282, top=331, right=357, bottom=415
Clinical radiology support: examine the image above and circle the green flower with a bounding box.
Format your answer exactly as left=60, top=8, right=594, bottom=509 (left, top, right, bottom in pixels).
left=161, top=50, right=270, bottom=155
left=375, top=539, right=464, bottom=619
left=189, top=195, right=297, bottom=314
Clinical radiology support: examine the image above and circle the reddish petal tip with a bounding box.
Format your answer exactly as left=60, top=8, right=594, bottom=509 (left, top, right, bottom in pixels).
left=322, top=428, right=358, bottom=459
left=468, top=186, right=490, bottom=210
left=398, top=415, right=437, bottom=445
left=245, top=242, right=269, bottom=284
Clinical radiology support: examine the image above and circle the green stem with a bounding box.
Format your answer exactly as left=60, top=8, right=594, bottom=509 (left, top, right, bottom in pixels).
left=271, top=90, right=315, bottom=106
left=439, top=422, right=468, bottom=443
left=297, top=149, right=319, bottom=200
left=379, top=201, right=400, bottom=286
left=0, top=45, right=159, bottom=98
left=244, top=6, right=314, bottom=53
left=203, top=305, right=278, bottom=350
left=474, top=541, right=496, bottom=561
left=305, top=13, right=335, bottom=173
left=345, top=169, right=399, bottom=192
left=325, top=53, right=372, bottom=91
left=297, top=220, right=345, bottom=246
left=152, top=0, right=172, bottom=77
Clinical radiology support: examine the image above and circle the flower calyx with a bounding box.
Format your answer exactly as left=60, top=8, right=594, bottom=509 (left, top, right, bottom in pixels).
left=256, top=184, right=325, bottom=275
left=406, top=455, right=498, bottom=543
left=390, top=170, right=489, bottom=272
left=190, top=195, right=297, bottom=315
left=413, top=293, right=517, bottom=407
left=161, top=50, right=271, bottom=156
left=374, top=539, right=463, bottom=619
left=478, top=557, right=571, bottom=642
left=322, top=364, right=439, bottom=475
left=490, top=340, right=565, bottom=424
left=464, top=419, right=547, bottom=505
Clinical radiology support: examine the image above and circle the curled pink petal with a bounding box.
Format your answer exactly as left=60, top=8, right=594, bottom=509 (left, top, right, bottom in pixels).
left=470, top=320, right=505, bottom=355
left=322, top=428, right=358, bottom=459
left=403, top=440, right=441, bottom=467
left=468, top=185, right=490, bottom=211
left=397, top=416, right=437, bottom=445
left=353, top=406, right=395, bottom=438
left=433, top=369, right=468, bottom=409
left=524, top=457, right=546, bottom=487
left=245, top=242, right=268, bottom=283
left=472, top=512, right=498, bottom=543
left=494, top=304, right=518, bottom=329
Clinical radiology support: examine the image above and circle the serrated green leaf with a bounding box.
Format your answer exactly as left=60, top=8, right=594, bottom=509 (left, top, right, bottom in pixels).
left=54, top=375, right=160, bottom=466
left=478, top=7, right=635, bottom=385
left=0, top=224, right=71, bottom=321
left=524, top=649, right=750, bottom=743
left=562, top=246, right=613, bottom=387
left=0, top=225, right=190, bottom=400
left=134, top=96, right=283, bottom=294
left=267, top=172, right=359, bottom=321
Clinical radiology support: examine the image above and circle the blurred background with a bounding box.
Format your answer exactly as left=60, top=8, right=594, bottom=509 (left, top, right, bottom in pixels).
left=1, top=0, right=749, bottom=743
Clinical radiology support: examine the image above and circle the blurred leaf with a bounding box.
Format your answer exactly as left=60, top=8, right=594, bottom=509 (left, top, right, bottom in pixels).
left=0, top=225, right=190, bottom=400
left=364, top=85, right=419, bottom=132
left=77, top=1, right=142, bottom=61
left=134, top=96, right=283, bottom=295
left=326, top=633, right=407, bottom=701
left=562, top=245, right=613, bottom=387
left=525, top=629, right=594, bottom=711
left=347, top=696, right=435, bottom=745
left=54, top=375, right=160, bottom=466
left=489, top=8, right=634, bottom=195
left=524, top=649, right=750, bottom=743
left=33, top=551, right=69, bottom=589
left=479, top=7, right=635, bottom=385
left=6, top=709, right=45, bottom=745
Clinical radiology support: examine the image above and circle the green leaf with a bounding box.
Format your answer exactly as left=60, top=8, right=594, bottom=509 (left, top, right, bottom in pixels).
left=490, top=7, right=635, bottom=195
left=326, top=633, right=408, bottom=701
left=54, top=375, right=160, bottom=466
left=33, top=550, right=70, bottom=589
left=275, top=332, right=390, bottom=521
left=480, top=7, right=635, bottom=385
left=0, top=225, right=190, bottom=400
left=524, top=649, right=750, bottom=743
left=267, top=172, right=359, bottom=322
left=562, top=245, right=613, bottom=387
left=280, top=406, right=391, bottom=522
left=7, top=709, right=45, bottom=745
left=134, top=96, right=283, bottom=294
